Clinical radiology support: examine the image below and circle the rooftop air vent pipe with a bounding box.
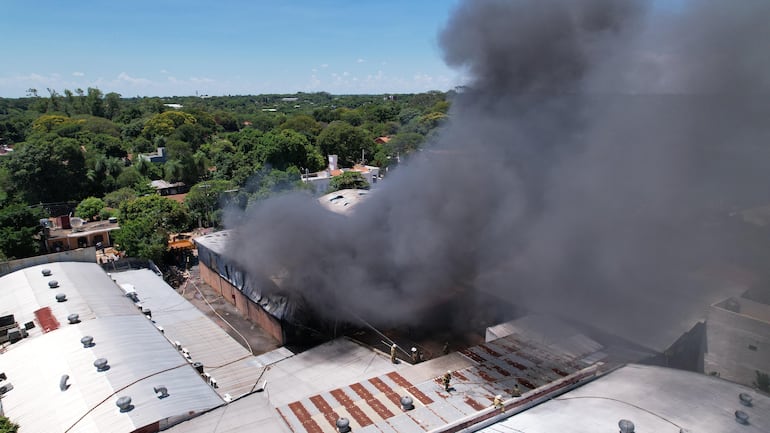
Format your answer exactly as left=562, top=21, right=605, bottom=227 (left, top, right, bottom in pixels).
left=116, top=396, right=133, bottom=412
left=41, top=269, right=52, bottom=276
left=336, top=417, right=351, bottom=433
left=48, top=280, right=59, bottom=288
left=154, top=385, right=169, bottom=399
left=67, top=314, right=80, bottom=324
left=735, top=410, right=749, bottom=425
left=619, top=419, right=635, bottom=433
left=55, top=293, right=67, bottom=302
left=94, top=358, right=110, bottom=372
left=60, top=375, right=70, bottom=391
left=400, top=396, right=414, bottom=411
left=739, top=392, right=753, bottom=407
left=81, top=335, right=94, bottom=348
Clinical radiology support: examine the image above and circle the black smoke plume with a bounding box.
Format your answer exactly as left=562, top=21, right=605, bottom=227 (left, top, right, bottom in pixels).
left=229, top=0, right=770, bottom=348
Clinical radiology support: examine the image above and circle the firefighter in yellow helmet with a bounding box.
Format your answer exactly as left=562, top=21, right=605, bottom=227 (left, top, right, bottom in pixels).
left=493, top=394, right=505, bottom=412
left=442, top=370, right=452, bottom=392
left=390, top=343, right=398, bottom=364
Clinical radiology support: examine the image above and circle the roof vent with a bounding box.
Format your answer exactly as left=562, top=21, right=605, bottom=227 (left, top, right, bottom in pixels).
left=116, top=396, right=134, bottom=412
left=94, top=358, right=110, bottom=372
left=619, top=419, right=635, bottom=433
left=154, top=385, right=169, bottom=399
left=60, top=374, right=70, bottom=391
left=400, top=395, right=414, bottom=411
left=739, top=392, right=753, bottom=406
left=41, top=269, right=52, bottom=276
left=336, top=417, right=351, bottom=433
left=81, top=335, right=94, bottom=348
left=67, top=314, right=80, bottom=324
left=48, top=280, right=59, bottom=288
left=735, top=410, right=749, bottom=425
left=55, top=293, right=67, bottom=302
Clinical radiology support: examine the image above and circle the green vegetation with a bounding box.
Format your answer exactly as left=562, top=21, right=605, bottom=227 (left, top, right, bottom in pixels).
left=328, top=171, right=369, bottom=193
left=0, top=90, right=452, bottom=263
left=0, top=415, right=19, bottom=433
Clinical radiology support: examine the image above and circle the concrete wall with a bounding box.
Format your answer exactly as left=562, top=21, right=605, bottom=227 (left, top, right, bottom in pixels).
left=704, top=303, right=770, bottom=386
left=199, top=261, right=284, bottom=344
left=0, top=247, right=96, bottom=277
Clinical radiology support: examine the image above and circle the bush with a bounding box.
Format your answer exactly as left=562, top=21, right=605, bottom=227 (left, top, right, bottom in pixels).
left=75, top=197, right=105, bottom=221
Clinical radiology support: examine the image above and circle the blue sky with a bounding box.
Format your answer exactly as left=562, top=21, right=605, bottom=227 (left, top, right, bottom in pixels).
left=0, top=0, right=463, bottom=97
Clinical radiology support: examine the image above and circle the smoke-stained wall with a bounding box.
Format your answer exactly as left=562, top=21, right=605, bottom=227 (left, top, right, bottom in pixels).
left=228, top=0, right=770, bottom=349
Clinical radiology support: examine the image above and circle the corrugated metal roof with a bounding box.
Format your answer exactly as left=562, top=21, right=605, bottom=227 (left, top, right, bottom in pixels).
left=0, top=262, right=224, bottom=433
left=478, top=363, right=770, bottom=433
left=109, top=269, right=285, bottom=399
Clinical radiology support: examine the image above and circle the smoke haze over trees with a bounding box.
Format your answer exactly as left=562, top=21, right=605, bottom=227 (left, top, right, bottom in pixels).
left=230, top=0, right=770, bottom=348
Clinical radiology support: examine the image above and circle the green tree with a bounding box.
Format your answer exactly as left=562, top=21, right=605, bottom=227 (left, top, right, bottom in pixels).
left=259, top=129, right=324, bottom=171
left=317, top=121, right=373, bottom=167
left=142, top=111, right=196, bottom=138
left=0, top=415, right=19, bottom=433
left=327, top=171, right=369, bottom=193
left=0, top=201, right=43, bottom=259
left=75, top=197, right=105, bottom=221
left=185, top=180, right=238, bottom=227
left=103, top=187, right=137, bottom=208
left=114, top=195, right=190, bottom=262
left=6, top=138, right=88, bottom=203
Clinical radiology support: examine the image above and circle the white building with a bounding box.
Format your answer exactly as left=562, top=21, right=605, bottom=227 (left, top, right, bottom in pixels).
left=0, top=262, right=224, bottom=433
left=302, top=155, right=380, bottom=194
left=704, top=295, right=770, bottom=387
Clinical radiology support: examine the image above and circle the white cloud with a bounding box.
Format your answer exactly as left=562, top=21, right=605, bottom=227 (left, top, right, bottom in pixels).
left=160, top=69, right=169, bottom=74
left=117, top=72, right=152, bottom=85
left=72, top=71, right=85, bottom=77
left=357, top=58, right=366, bottom=63
left=320, top=64, right=329, bottom=68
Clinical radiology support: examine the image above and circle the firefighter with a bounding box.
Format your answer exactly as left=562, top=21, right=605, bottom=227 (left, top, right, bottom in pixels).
left=411, top=347, right=419, bottom=363
left=511, top=383, right=521, bottom=397
left=442, top=371, right=452, bottom=392
left=390, top=343, right=398, bottom=364
left=493, top=394, right=505, bottom=412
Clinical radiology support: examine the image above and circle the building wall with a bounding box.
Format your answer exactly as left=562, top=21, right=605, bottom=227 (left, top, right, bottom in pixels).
left=704, top=303, right=770, bottom=386
left=0, top=247, right=96, bottom=277
left=199, top=261, right=284, bottom=344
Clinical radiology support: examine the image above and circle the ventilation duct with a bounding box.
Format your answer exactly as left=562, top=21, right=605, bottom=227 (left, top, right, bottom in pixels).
left=619, top=419, right=635, bottom=433
left=94, top=358, right=110, bottom=372
left=67, top=314, right=80, bottom=324
left=116, top=396, right=133, bottom=412
left=0, top=382, right=14, bottom=395
left=48, top=280, right=59, bottom=288
left=81, top=335, right=94, bottom=348
left=41, top=269, right=52, bottom=276
left=154, top=385, right=169, bottom=398
left=193, top=361, right=204, bottom=374
left=60, top=375, right=70, bottom=391
left=55, top=293, right=67, bottom=302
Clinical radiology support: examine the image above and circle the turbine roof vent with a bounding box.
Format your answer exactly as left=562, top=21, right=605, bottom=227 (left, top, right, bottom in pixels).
left=94, top=358, right=110, bottom=372
left=55, top=293, right=67, bottom=302
left=735, top=410, right=749, bottom=425
left=67, top=314, right=80, bottom=324
left=154, top=385, right=169, bottom=398
left=116, top=396, right=133, bottom=412
left=619, top=419, right=635, bottom=433
left=41, top=269, right=52, bottom=276
left=739, top=392, right=753, bottom=406
left=48, top=280, right=59, bottom=288
left=80, top=335, right=94, bottom=348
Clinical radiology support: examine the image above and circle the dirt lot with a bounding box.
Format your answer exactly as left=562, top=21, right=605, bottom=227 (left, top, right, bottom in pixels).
left=176, top=265, right=281, bottom=355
